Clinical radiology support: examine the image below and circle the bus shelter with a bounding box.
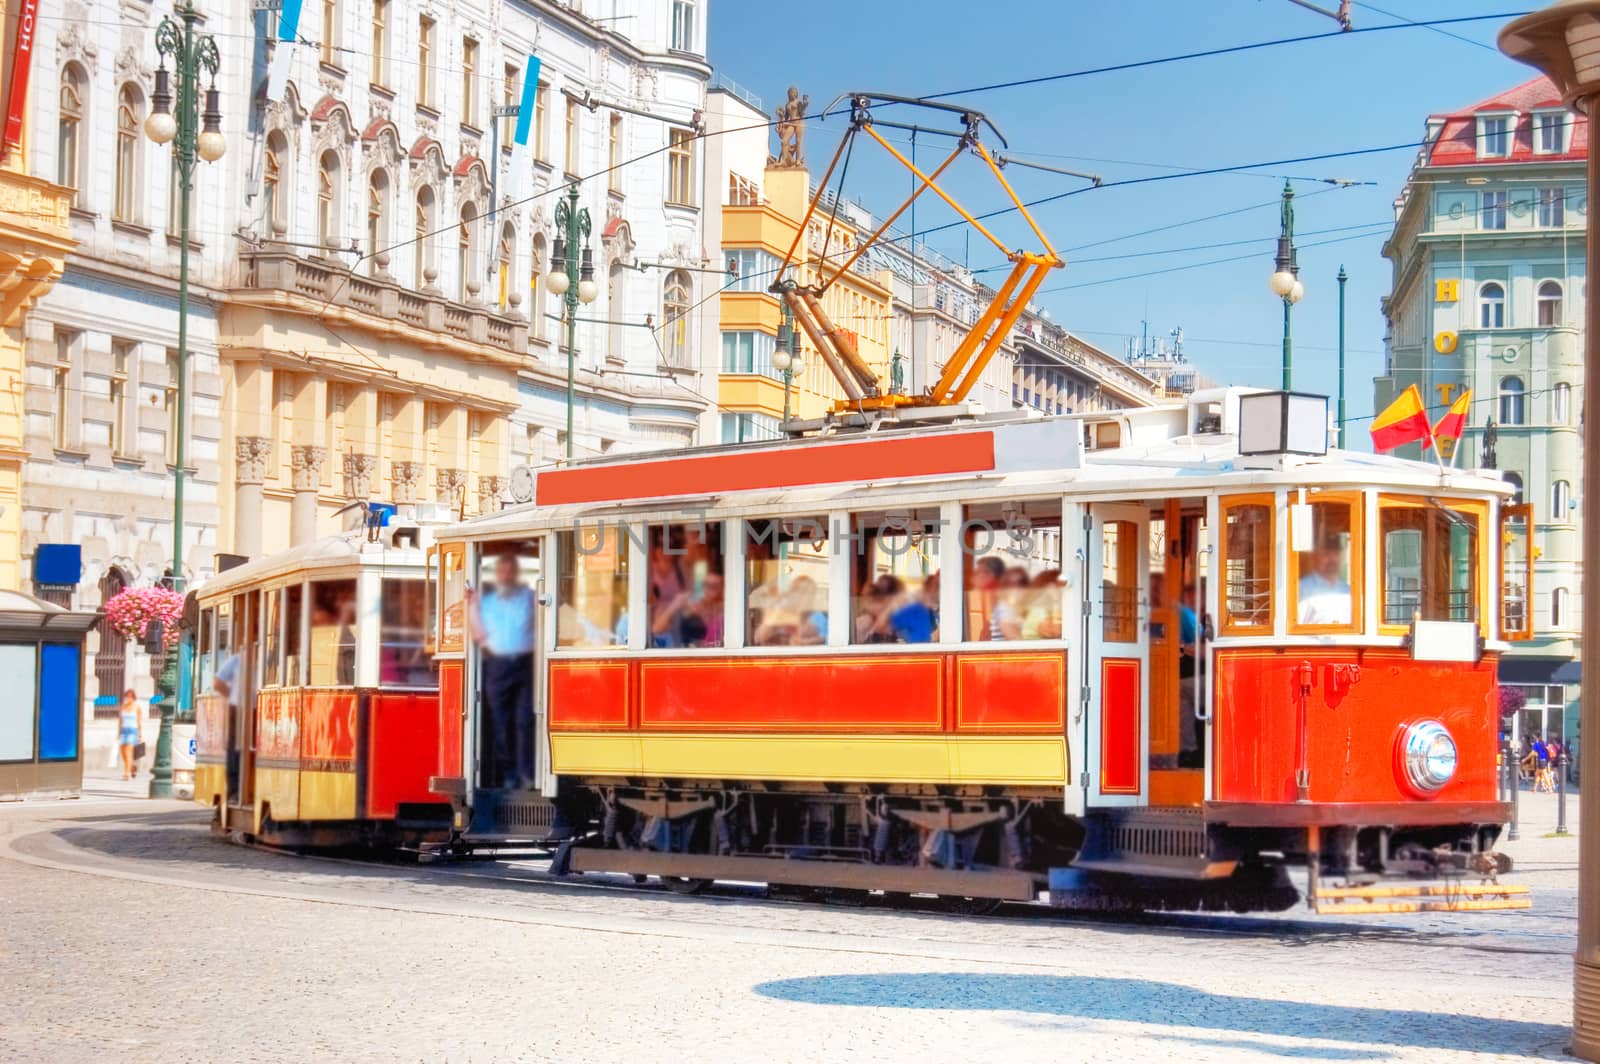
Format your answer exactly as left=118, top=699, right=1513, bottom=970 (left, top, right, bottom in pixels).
left=0, top=590, right=99, bottom=801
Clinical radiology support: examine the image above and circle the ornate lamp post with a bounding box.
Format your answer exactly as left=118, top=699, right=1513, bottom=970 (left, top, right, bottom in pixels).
left=1268, top=180, right=1305, bottom=390
left=1499, top=6, right=1600, bottom=1055
left=770, top=302, right=804, bottom=422
left=545, top=183, right=598, bottom=461
left=143, top=1, right=223, bottom=799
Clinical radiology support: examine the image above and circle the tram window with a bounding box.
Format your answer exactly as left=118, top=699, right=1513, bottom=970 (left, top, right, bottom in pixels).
left=380, top=580, right=436, bottom=687
left=1291, top=498, right=1359, bottom=630
left=555, top=524, right=629, bottom=648
left=1220, top=498, right=1274, bottom=634
left=746, top=516, right=830, bottom=646
left=963, top=499, right=1065, bottom=641
left=262, top=589, right=283, bottom=688
left=847, top=508, right=943, bottom=644
left=646, top=522, right=725, bottom=649
left=283, top=583, right=304, bottom=686
left=1099, top=520, right=1137, bottom=643
left=198, top=607, right=215, bottom=691
left=1381, top=501, right=1480, bottom=626
left=308, top=578, right=358, bottom=686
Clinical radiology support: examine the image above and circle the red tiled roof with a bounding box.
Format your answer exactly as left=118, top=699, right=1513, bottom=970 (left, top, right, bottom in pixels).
left=1426, top=75, right=1588, bottom=167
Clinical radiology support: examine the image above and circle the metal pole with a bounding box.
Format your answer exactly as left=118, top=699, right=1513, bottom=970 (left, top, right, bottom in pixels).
left=1337, top=265, right=1347, bottom=444
left=1281, top=181, right=1295, bottom=391
left=1509, top=746, right=1522, bottom=841
left=1559, top=751, right=1571, bottom=836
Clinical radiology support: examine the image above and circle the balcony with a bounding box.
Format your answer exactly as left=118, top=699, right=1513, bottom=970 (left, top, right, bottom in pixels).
left=237, top=248, right=529, bottom=357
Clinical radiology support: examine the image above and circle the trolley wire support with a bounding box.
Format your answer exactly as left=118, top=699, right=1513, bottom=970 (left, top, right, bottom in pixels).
left=769, top=92, right=1081, bottom=416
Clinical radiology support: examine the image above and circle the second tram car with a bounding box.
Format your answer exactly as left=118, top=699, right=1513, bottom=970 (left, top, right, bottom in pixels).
left=427, top=390, right=1529, bottom=914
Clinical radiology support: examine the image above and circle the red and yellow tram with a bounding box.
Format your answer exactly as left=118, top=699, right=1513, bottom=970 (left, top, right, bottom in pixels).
left=192, top=533, right=453, bottom=847
left=425, top=389, right=1529, bottom=914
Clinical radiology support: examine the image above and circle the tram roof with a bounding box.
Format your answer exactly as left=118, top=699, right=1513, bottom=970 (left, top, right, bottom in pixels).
left=194, top=534, right=429, bottom=602
left=450, top=396, right=1509, bottom=540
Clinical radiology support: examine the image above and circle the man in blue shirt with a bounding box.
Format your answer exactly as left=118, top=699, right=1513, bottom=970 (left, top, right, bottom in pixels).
left=468, top=554, right=536, bottom=789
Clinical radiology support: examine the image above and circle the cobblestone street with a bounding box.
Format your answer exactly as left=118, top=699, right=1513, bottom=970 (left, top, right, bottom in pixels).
left=0, top=778, right=1579, bottom=1062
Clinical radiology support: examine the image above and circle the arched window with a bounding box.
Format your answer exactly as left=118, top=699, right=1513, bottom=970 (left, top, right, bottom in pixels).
left=607, top=262, right=626, bottom=359
left=1554, top=380, right=1572, bottom=424
left=457, top=201, right=478, bottom=302
left=662, top=269, right=691, bottom=369
left=114, top=84, right=142, bottom=222
left=1553, top=479, right=1571, bottom=520
left=530, top=233, right=546, bottom=339
left=262, top=131, right=288, bottom=237
left=59, top=64, right=85, bottom=196
left=496, top=221, right=515, bottom=311
left=367, top=169, right=389, bottom=277
left=1479, top=281, right=1506, bottom=329
left=1553, top=586, right=1570, bottom=628
left=1500, top=376, right=1525, bottom=425
left=316, top=151, right=341, bottom=249
left=94, top=567, right=129, bottom=700
left=1504, top=472, right=1524, bottom=505
left=414, top=186, right=435, bottom=288
left=1537, top=280, right=1564, bottom=326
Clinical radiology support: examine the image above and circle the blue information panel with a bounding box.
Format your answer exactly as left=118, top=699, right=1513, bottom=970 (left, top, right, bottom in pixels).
left=38, top=643, right=80, bottom=761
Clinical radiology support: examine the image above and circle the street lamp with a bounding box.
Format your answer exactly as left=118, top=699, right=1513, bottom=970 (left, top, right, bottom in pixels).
left=771, top=304, right=804, bottom=422
left=1499, top=5, right=1600, bottom=1056
left=144, top=1, right=222, bottom=800
left=1337, top=265, right=1348, bottom=445
left=545, top=183, right=597, bottom=461
left=1269, top=180, right=1304, bottom=390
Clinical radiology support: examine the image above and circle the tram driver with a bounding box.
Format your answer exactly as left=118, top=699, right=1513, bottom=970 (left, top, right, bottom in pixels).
left=467, top=554, right=537, bottom=790
left=1297, top=536, right=1352, bottom=626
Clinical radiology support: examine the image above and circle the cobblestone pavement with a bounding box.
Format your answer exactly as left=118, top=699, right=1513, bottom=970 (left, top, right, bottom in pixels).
left=0, top=783, right=1579, bottom=1063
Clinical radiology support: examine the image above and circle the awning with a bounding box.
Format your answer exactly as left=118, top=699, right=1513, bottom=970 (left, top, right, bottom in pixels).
left=1497, top=657, right=1581, bottom=686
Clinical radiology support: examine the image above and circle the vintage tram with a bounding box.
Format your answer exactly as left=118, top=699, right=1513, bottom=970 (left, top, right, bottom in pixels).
left=191, top=530, right=453, bottom=847
left=423, top=389, right=1529, bottom=914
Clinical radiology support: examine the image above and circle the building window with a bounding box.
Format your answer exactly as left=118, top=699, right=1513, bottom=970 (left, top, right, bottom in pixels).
left=530, top=234, right=546, bottom=339
left=721, top=412, right=782, bottom=444
left=457, top=201, right=477, bottom=302
left=726, top=248, right=781, bottom=292
left=110, top=340, right=134, bottom=456
left=495, top=221, right=515, bottom=311
left=114, top=85, right=141, bottom=223
left=1481, top=190, right=1508, bottom=230
left=164, top=348, right=183, bottom=466
left=667, top=128, right=694, bottom=206
left=59, top=65, right=85, bottom=196
left=1538, top=186, right=1565, bottom=227
left=52, top=329, right=75, bottom=450
left=534, top=81, right=549, bottom=162
left=1553, top=586, right=1570, bottom=628
left=460, top=37, right=478, bottom=127
left=320, top=0, right=340, bottom=65
left=367, top=170, right=388, bottom=275
left=417, top=16, right=434, bottom=109
left=317, top=150, right=340, bottom=248
left=262, top=131, right=287, bottom=237
left=502, top=65, right=519, bottom=149
left=728, top=172, right=759, bottom=206
left=1478, top=114, right=1511, bottom=158
left=1537, top=280, right=1563, bottom=326
left=1534, top=111, right=1567, bottom=154
left=670, top=0, right=697, bottom=52
left=1500, top=375, right=1525, bottom=425
left=608, top=114, right=623, bottom=192
left=1504, top=472, right=1524, bottom=505
left=607, top=262, right=625, bottom=358
left=94, top=567, right=129, bottom=701
left=1479, top=281, right=1506, bottom=328
left=662, top=270, right=692, bottom=368
left=414, top=185, right=435, bottom=288
left=1553, top=479, right=1571, bottom=521
left=564, top=96, right=580, bottom=177
left=1554, top=381, right=1572, bottom=424
left=370, top=0, right=388, bottom=86
left=720, top=331, right=780, bottom=379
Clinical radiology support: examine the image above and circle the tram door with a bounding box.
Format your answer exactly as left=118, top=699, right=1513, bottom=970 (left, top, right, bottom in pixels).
left=1085, top=504, right=1150, bottom=807
left=227, top=589, right=261, bottom=808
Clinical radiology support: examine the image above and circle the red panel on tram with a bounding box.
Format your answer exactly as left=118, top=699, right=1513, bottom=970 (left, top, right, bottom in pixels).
left=637, top=655, right=943, bottom=732
left=1100, top=659, right=1141, bottom=794
left=535, top=432, right=996, bottom=506
left=300, top=688, right=358, bottom=770
left=366, top=690, right=444, bottom=820
left=1212, top=647, right=1500, bottom=805
left=954, top=651, right=1068, bottom=731
left=437, top=660, right=464, bottom=777
left=549, top=661, right=631, bottom=730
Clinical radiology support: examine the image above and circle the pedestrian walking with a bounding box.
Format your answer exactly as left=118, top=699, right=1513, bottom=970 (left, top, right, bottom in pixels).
left=117, top=689, right=144, bottom=780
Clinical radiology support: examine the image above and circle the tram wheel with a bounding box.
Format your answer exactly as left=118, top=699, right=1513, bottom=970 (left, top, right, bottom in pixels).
left=662, top=876, right=712, bottom=895
left=942, top=895, right=1005, bottom=917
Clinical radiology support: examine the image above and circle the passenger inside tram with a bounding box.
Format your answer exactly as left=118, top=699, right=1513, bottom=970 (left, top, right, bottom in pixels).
left=647, top=523, right=725, bottom=648
left=850, top=509, right=941, bottom=645
left=1297, top=536, right=1353, bottom=626
left=746, top=517, right=830, bottom=646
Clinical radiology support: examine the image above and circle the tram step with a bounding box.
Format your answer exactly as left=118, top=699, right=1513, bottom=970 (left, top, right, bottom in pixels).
left=1312, top=882, right=1532, bottom=914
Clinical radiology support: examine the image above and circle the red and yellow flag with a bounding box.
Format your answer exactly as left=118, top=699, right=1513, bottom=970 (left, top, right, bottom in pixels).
left=1370, top=384, right=1433, bottom=452
left=1433, top=389, right=1472, bottom=443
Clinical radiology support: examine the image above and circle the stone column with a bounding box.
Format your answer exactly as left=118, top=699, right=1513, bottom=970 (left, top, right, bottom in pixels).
left=289, top=444, right=327, bottom=547
left=436, top=467, right=468, bottom=513
left=342, top=452, right=378, bottom=501
left=476, top=474, right=506, bottom=515
left=391, top=460, right=422, bottom=509
left=234, top=436, right=272, bottom=559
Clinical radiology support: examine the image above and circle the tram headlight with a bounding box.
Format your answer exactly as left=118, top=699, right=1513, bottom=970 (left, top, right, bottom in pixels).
left=1398, top=720, right=1459, bottom=796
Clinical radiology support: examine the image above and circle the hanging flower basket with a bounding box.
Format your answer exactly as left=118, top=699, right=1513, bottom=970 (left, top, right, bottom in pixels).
left=103, top=586, right=184, bottom=651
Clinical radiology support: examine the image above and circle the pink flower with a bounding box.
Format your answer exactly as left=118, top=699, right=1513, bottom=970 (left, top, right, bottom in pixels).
left=103, top=586, right=184, bottom=649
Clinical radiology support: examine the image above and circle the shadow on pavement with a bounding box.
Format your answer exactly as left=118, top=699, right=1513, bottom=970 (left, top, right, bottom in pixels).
left=752, top=973, right=1569, bottom=1058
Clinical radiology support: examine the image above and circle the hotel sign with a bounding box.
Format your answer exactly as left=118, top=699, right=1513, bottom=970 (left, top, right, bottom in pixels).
left=2, top=0, right=38, bottom=156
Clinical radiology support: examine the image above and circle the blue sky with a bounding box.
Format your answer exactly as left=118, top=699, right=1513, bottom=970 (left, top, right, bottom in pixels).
left=708, top=1, right=1538, bottom=426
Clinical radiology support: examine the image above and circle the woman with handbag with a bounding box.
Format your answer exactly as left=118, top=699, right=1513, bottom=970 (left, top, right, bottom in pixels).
left=117, top=689, right=144, bottom=780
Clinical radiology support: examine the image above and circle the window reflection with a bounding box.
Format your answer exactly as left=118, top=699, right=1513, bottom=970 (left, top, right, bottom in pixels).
left=1222, top=501, right=1273, bottom=632
left=746, top=517, right=830, bottom=646
left=308, top=578, right=358, bottom=686
left=963, top=500, right=1064, bottom=642
left=647, top=522, right=725, bottom=648
left=1381, top=503, right=1479, bottom=625
left=556, top=525, right=629, bottom=647
left=852, top=509, right=941, bottom=644
left=380, top=579, right=436, bottom=686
